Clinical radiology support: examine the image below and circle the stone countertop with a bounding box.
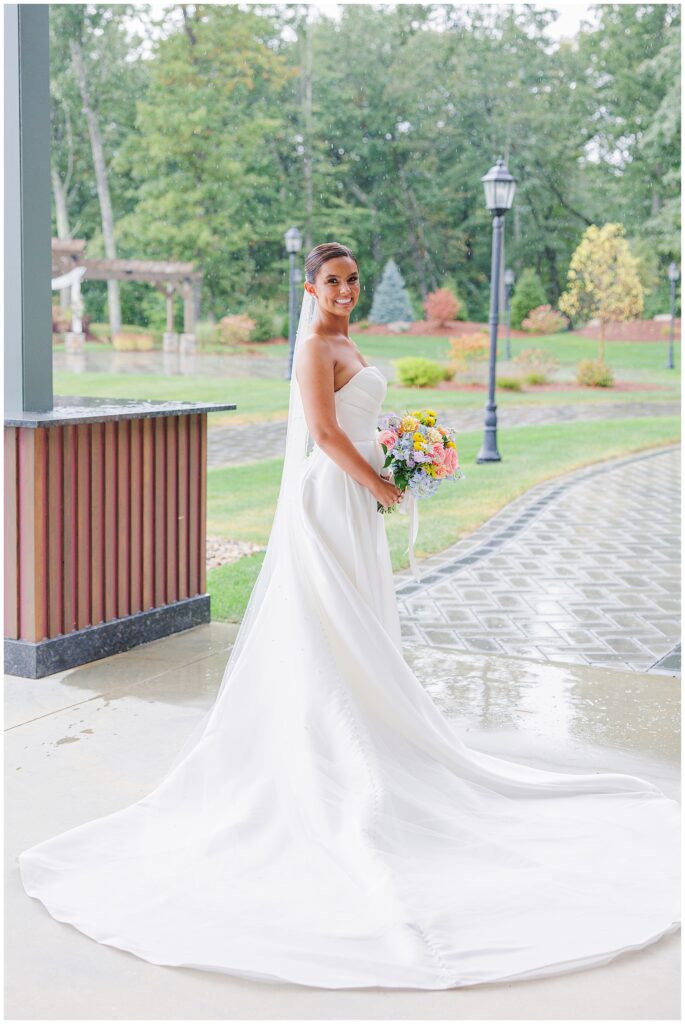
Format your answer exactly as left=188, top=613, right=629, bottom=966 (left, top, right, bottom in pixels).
left=4, top=395, right=237, bottom=428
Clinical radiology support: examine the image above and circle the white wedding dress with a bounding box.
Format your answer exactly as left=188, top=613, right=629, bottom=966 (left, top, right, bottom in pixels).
left=18, top=362, right=680, bottom=990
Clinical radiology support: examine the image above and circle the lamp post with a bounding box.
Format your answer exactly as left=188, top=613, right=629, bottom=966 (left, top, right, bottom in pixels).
left=504, top=267, right=515, bottom=361
left=476, top=157, right=517, bottom=463
left=285, top=226, right=302, bottom=379
left=667, top=261, right=679, bottom=370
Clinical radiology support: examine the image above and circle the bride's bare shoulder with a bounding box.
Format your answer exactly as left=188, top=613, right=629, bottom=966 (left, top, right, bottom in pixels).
left=296, top=333, right=334, bottom=378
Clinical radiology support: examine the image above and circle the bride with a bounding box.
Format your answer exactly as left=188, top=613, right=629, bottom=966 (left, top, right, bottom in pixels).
left=18, top=242, right=680, bottom=990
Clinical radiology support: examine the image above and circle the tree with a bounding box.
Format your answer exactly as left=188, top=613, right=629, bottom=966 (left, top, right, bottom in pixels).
left=369, top=259, right=414, bottom=323
left=117, top=4, right=293, bottom=316
left=424, top=287, right=460, bottom=326
left=558, top=223, right=644, bottom=362
left=510, top=269, right=546, bottom=329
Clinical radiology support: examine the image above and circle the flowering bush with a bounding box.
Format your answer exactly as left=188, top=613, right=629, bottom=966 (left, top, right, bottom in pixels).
left=521, top=304, right=569, bottom=334
left=376, top=407, right=465, bottom=511
left=423, top=287, right=461, bottom=326
left=447, top=333, right=490, bottom=378
left=218, top=314, right=256, bottom=345
left=512, top=347, right=559, bottom=384
left=576, top=358, right=615, bottom=387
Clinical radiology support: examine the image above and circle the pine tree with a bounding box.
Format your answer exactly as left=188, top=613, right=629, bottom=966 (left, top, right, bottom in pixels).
left=510, top=268, right=546, bottom=329
left=369, top=259, right=414, bottom=323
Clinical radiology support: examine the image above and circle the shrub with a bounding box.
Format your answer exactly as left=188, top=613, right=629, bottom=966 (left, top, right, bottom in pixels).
left=576, top=358, right=615, bottom=387
left=394, top=357, right=445, bottom=388
left=510, top=268, right=546, bottom=329
left=448, top=332, right=490, bottom=376
left=497, top=376, right=523, bottom=391
left=113, top=330, right=155, bottom=351
left=248, top=308, right=276, bottom=343
left=513, top=347, right=559, bottom=383
left=423, top=287, right=460, bottom=326
left=89, top=322, right=112, bottom=342
left=218, top=314, right=256, bottom=345
left=521, top=304, right=569, bottom=334
left=195, top=320, right=219, bottom=347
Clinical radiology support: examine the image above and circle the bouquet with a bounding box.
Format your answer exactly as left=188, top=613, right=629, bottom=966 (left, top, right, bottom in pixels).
left=376, top=407, right=465, bottom=514
left=375, top=407, right=466, bottom=582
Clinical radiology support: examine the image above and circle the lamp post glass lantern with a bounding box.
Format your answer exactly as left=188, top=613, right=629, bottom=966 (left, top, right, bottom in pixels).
left=504, top=267, right=515, bottom=362
left=285, top=226, right=302, bottom=379
left=667, top=261, right=679, bottom=371
left=477, top=158, right=517, bottom=463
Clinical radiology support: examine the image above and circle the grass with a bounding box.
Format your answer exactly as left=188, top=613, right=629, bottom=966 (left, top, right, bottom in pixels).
left=53, top=331, right=680, bottom=427
left=206, top=415, right=680, bottom=622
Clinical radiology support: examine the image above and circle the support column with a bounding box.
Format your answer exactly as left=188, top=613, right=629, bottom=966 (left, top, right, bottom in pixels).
left=4, top=4, right=53, bottom=416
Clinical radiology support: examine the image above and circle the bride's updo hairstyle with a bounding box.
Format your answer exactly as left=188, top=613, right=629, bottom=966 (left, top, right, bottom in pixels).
left=304, top=242, right=359, bottom=284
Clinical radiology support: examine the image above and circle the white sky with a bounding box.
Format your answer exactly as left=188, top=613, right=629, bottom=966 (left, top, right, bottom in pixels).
left=140, top=2, right=599, bottom=42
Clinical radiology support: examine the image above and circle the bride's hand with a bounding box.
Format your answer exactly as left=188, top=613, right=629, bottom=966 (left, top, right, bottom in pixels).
left=374, top=475, right=403, bottom=509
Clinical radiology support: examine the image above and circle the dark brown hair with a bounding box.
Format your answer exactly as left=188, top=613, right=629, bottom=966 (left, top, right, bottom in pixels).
left=304, top=242, right=359, bottom=284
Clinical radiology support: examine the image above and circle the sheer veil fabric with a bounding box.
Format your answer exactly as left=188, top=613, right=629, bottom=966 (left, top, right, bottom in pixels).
left=18, top=285, right=681, bottom=991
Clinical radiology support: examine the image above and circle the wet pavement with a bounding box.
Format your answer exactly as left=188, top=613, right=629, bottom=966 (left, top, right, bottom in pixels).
left=206, top=399, right=681, bottom=466
left=394, top=445, right=681, bottom=675
left=6, top=623, right=680, bottom=1020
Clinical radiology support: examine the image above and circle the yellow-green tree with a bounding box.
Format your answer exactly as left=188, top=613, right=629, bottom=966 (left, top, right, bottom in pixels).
left=558, top=223, right=644, bottom=362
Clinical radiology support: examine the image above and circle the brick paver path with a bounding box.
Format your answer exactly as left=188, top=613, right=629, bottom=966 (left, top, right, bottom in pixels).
left=393, top=446, right=680, bottom=675
left=207, top=399, right=680, bottom=467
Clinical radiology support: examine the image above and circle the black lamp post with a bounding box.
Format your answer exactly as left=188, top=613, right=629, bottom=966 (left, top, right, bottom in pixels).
left=667, top=261, right=679, bottom=370
left=504, top=268, right=515, bottom=361
left=285, top=226, right=302, bottom=379
left=476, top=157, right=517, bottom=463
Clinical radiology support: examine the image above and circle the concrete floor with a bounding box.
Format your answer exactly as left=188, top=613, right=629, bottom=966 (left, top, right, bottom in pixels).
left=5, top=622, right=681, bottom=1020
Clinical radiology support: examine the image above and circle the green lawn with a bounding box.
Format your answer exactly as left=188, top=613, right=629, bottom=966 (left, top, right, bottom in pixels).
left=53, top=332, right=680, bottom=427
left=206, top=415, right=680, bottom=622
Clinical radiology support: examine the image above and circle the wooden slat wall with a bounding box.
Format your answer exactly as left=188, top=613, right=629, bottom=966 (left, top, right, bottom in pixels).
left=4, top=413, right=208, bottom=642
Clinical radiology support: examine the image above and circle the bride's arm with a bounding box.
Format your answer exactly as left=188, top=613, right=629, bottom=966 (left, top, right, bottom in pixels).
left=296, top=341, right=402, bottom=508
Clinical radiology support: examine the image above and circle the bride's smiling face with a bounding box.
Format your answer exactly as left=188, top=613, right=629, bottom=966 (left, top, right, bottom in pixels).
left=306, top=256, right=360, bottom=316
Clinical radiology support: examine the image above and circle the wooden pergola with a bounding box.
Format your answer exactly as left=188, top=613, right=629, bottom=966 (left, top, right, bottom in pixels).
left=51, top=239, right=203, bottom=333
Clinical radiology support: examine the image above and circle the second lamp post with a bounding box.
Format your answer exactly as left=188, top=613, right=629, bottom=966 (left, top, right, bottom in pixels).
left=476, top=157, right=517, bottom=463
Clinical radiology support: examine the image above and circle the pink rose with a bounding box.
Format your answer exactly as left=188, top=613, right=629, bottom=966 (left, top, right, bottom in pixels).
left=443, top=447, right=459, bottom=474
left=378, top=429, right=398, bottom=450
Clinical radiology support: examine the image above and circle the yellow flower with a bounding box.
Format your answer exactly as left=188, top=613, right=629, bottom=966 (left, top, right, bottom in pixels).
left=413, top=441, right=423, bottom=451
left=401, top=415, right=419, bottom=432
left=412, top=431, right=423, bottom=441
left=446, top=440, right=456, bottom=449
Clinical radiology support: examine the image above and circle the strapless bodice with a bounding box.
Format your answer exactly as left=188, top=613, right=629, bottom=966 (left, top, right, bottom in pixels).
left=332, top=365, right=386, bottom=443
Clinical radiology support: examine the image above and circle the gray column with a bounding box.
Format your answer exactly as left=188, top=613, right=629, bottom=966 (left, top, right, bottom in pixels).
left=4, top=5, right=53, bottom=415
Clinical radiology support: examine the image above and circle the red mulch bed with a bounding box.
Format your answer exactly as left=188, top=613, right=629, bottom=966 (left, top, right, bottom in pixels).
left=356, top=320, right=531, bottom=338
left=577, top=319, right=681, bottom=342
left=356, top=318, right=682, bottom=342
left=435, top=379, right=671, bottom=393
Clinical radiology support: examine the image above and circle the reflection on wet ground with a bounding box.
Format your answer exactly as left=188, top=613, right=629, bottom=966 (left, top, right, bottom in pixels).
left=7, top=623, right=678, bottom=791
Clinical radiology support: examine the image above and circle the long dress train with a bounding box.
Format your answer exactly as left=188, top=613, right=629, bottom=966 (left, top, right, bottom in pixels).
left=18, top=365, right=680, bottom=990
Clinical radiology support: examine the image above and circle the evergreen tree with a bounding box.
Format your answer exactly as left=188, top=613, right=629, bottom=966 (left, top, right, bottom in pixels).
left=510, top=268, right=547, bottom=329
left=369, top=259, right=414, bottom=324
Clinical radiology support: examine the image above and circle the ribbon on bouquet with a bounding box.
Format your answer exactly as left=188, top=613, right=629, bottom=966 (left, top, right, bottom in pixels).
left=397, top=489, right=421, bottom=582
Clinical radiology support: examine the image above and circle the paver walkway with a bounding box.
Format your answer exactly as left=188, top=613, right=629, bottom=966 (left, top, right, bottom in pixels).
left=207, top=400, right=680, bottom=467
left=394, top=445, right=681, bottom=675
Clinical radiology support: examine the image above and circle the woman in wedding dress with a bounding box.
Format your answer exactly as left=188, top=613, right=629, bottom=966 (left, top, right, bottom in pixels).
left=19, top=242, right=680, bottom=991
